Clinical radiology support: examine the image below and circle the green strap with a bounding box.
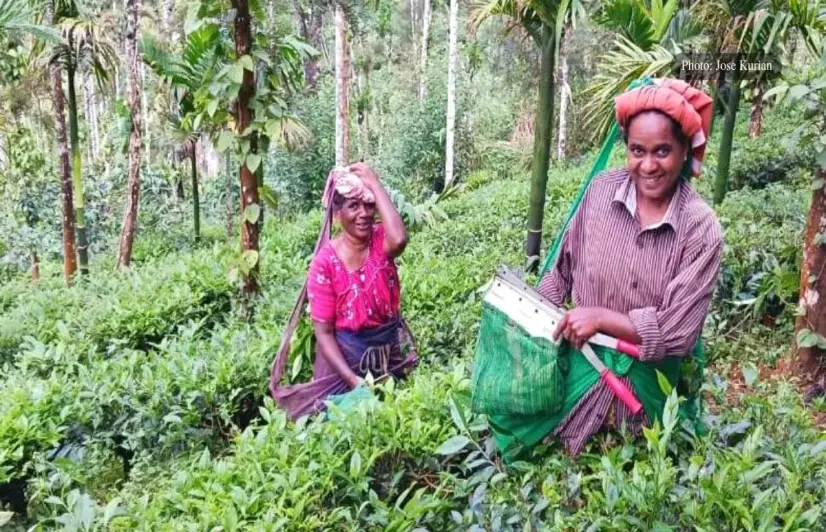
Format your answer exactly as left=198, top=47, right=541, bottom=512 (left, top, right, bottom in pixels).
left=536, top=76, right=656, bottom=283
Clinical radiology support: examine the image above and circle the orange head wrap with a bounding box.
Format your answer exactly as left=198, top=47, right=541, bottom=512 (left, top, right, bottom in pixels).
left=614, top=78, right=713, bottom=177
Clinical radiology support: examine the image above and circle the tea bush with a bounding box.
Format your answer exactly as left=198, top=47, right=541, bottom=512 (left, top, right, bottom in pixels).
left=2, top=106, right=823, bottom=529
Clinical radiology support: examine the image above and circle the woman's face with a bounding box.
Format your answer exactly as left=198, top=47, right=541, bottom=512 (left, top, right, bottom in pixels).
left=336, top=198, right=376, bottom=240
left=625, top=111, right=688, bottom=203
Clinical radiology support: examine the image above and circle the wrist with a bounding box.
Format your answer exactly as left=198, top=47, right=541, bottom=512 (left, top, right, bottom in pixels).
left=595, top=308, right=611, bottom=331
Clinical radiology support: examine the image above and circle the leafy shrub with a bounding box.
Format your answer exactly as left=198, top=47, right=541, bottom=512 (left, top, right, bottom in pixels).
left=0, top=247, right=234, bottom=363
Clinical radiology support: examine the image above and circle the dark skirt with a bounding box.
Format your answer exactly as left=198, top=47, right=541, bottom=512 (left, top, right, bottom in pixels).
left=272, top=316, right=418, bottom=420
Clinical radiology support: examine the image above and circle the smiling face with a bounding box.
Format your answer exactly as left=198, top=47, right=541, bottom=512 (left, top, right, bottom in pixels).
left=335, top=196, right=376, bottom=241
left=625, top=110, right=689, bottom=203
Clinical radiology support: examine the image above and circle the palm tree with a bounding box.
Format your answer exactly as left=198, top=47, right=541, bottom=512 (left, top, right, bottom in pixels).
left=696, top=0, right=825, bottom=204
left=116, top=0, right=142, bottom=269
left=0, top=0, right=61, bottom=41
left=581, top=0, right=702, bottom=143
left=470, top=0, right=587, bottom=269
left=141, top=26, right=223, bottom=242
left=50, top=0, right=118, bottom=274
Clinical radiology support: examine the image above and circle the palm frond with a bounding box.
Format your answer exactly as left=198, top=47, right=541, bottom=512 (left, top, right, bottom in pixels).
left=0, top=0, right=62, bottom=41
left=595, top=0, right=658, bottom=49
left=266, top=115, right=312, bottom=152
left=581, top=35, right=676, bottom=143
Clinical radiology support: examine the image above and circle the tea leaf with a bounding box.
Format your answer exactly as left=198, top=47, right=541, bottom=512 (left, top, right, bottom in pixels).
left=436, top=435, right=471, bottom=456
left=742, top=365, right=758, bottom=387
left=243, top=203, right=261, bottom=225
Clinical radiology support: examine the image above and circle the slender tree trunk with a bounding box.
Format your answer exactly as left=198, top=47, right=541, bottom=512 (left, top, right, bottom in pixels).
left=749, top=86, right=762, bottom=138
left=117, top=0, right=143, bottom=269
left=525, top=28, right=556, bottom=268
left=293, top=1, right=316, bottom=88
left=418, top=0, right=431, bottom=101
left=176, top=169, right=185, bottom=201
left=443, top=0, right=459, bottom=189
left=334, top=5, right=350, bottom=166
left=714, top=74, right=741, bottom=206
left=410, top=0, right=418, bottom=57
left=30, top=251, right=40, bottom=283
left=162, top=0, right=173, bottom=33
left=67, top=64, right=90, bottom=275
left=253, top=133, right=268, bottom=224
left=84, top=75, right=98, bottom=160
left=191, top=143, right=200, bottom=242
left=794, top=168, right=826, bottom=378
left=49, top=10, right=77, bottom=284
left=233, top=0, right=260, bottom=301
left=556, top=23, right=571, bottom=161
left=142, top=64, right=150, bottom=164
left=225, top=152, right=234, bottom=237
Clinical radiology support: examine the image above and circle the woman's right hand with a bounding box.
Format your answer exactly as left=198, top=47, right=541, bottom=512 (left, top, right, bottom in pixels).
left=346, top=373, right=365, bottom=389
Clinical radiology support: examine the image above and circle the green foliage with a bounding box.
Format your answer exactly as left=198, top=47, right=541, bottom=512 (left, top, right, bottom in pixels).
left=0, top=246, right=233, bottom=362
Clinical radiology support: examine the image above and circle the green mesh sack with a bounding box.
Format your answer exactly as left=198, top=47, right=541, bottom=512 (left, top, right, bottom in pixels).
left=471, top=302, right=567, bottom=416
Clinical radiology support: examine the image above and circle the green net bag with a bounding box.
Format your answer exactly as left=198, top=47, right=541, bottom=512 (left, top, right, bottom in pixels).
left=471, top=301, right=567, bottom=416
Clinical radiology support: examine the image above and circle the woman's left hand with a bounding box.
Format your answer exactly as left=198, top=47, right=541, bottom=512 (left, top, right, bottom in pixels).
left=553, top=307, right=606, bottom=350
left=348, top=162, right=381, bottom=191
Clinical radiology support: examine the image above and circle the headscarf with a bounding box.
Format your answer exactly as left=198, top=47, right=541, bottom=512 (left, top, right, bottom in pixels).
left=614, top=78, right=714, bottom=177
left=321, top=166, right=376, bottom=209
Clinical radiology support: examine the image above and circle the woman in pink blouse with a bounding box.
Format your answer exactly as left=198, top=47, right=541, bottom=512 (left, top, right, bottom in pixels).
left=274, top=163, right=417, bottom=419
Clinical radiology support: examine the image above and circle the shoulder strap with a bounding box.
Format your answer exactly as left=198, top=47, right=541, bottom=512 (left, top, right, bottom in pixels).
left=269, top=207, right=333, bottom=395
left=536, top=76, right=656, bottom=284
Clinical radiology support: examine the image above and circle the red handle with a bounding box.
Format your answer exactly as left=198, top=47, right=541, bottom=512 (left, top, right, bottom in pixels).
left=616, top=339, right=641, bottom=359
left=600, top=370, right=643, bottom=415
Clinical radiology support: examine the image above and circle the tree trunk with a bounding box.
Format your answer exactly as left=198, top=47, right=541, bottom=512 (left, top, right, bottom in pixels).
left=713, top=74, right=741, bottom=206
left=254, top=133, right=268, bottom=224
left=49, top=19, right=77, bottom=284
left=410, top=0, right=418, bottom=55
left=794, top=168, right=826, bottom=378
left=84, top=75, right=99, bottom=160
left=67, top=64, right=90, bottom=275
left=142, top=64, right=150, bottom=164
left=749, top=86, right=762, bottom=138
left=443, top=0, right=459, bottom=189
left=556, top=23, right=571, bottom=161
left=176, top=171, right=185, bottom=201
left=162, top=0, right=173, bottom=33
left=191, top=143, right=200, bottom=242
left=525, top=27, right=556, bottom=269
left=117, top=0, right=143, bottom=270
left=293, top=1, right=320, bottom=89
left=225, top=152, right=234, bottom=237
left=334, top=5, right=350, bottom=166
left=418, top=0, right=431, bottom=101
left=30, top=251, right=40, bottom=283
left=233, top=0, right=260, bottom=301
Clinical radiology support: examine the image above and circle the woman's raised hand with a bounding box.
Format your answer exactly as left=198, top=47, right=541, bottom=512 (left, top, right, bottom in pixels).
left=348, top=162, right=381, bottom=191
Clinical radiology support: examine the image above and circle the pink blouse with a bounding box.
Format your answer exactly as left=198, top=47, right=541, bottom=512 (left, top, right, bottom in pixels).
left=307, top=224, right=401, bottom=331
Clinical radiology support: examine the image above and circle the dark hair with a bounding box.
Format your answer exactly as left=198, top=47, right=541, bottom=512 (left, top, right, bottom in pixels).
left=621, top=109, right=689, bottom=150
left=332, top=190, right=346, bottom=211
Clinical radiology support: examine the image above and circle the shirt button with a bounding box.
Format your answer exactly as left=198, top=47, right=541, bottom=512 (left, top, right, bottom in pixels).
left=636, top=239, right=644, bottom=249
left=631, top=280, right=638, bottom=289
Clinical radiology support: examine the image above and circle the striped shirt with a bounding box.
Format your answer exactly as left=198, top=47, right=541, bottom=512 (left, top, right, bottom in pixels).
left=538, top=167, right=723, bottom=455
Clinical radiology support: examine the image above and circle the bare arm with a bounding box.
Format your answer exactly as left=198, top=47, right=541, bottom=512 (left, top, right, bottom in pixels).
left=597, top=309, right=643, bottom=344
left=313, top=321, right=362, bottom=389
left=349, top=162, right=408, bottom=258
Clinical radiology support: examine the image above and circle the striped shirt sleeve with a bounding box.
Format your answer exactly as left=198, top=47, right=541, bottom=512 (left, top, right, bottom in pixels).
left=537, top=227, right=574, bottom=307
left=628, top=214, right=723, bottom=361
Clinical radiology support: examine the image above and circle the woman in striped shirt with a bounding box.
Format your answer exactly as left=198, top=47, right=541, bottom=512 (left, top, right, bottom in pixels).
left=537, top=79, right=723, bottom=455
